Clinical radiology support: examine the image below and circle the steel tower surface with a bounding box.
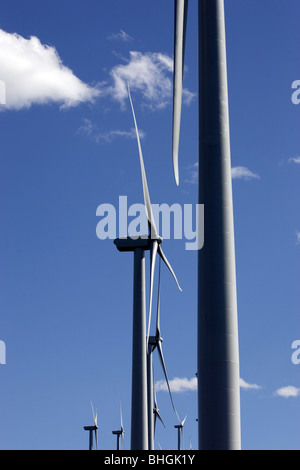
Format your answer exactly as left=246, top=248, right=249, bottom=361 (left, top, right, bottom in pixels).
left=173, top=0, right=241, bottom=450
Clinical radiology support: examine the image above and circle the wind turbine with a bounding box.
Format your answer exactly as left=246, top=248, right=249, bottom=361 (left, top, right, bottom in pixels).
left=174, top=414, right=187, bottom=451
left=114, top=86, right=182, bottom=450
left=147, top=257, right=176, bottom=450
left=112, top=404, right=125, bottom=450
left=172, top=0, right=241, bottom=450
left=83, top=402, right=98, bottom=451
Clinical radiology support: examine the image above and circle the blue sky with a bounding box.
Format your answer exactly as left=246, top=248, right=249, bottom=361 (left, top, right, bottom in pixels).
left=0, top=0, right=300, bottom=450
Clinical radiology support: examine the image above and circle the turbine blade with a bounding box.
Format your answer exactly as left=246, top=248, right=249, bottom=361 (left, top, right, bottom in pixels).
left=120, top=402, right=124, bottom=431
left=156, top=257, right=162, bottom=339
left=91, top=401, right=97, bottom=427
left=128, top=84, right=158, bottom=238
left=156, top=341, right=176, bottom=412
left=147, top=240, right=158, bottom=342
left=182, top=415, right=187, bottom=426
left=173, top=0, right=188, bottom=186
left=157, top=244, right=182, bottom=292
left=153, top=366, right=158, bottom=409
left=157, top=410, right=166, bottom=428
left=153, top=363, right=166, bottom=430
left=119, top=402, right=125, bottom=449
left=175, top=408, right=182, bottom=426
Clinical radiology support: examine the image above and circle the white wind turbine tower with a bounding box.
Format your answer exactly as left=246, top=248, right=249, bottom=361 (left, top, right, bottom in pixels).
left=172, top=0, right=241, bottom=450
left=83, top=402, right=98, bottom=451
left=114, top=86, right=182, bottom=450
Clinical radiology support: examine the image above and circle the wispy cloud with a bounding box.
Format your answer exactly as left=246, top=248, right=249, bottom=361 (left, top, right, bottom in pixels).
left=0, top=29, right=100, bottom=111
left=156, top=377, right=197, bottom=393
left=78, top=118, right=145, bottom=144
left=296, top=231, right=300, bottom=245
left=100, top=51, right=196, bottom=110
left=288, top=156, right=300, bottom=164
left=273, top=386, right=300, bottom=398
left=97, top=128, right=145, bottom=143
left=231, top=166, right=260, bottom=181
left=78, top=118, right=94, bottom=136
left=184, top=163, right=198, bottom=184
left=107, top=29, right=133, bottom=42
left=156, top=376, right=261, bottom=393
left=185, top=163, right=260, bottom=184
left=239, top=378, right=262, bottom=391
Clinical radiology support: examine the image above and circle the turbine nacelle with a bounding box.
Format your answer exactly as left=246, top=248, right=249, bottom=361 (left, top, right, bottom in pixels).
left=83, top=425, right=98, bottom=432
left=114, top=236, right=162, bottom=253
left=148, top=334, right=164, bottom=352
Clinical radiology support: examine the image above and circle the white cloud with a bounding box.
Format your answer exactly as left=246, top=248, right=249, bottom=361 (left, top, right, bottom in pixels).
left=0, top=29, right=100, bottom=110
left=288, top=156, right=300, bottom=164
left=96, top=128, right=145, bottom=143
left=239, top=378, right=262, bottom=390
left=0, top=30, right=195, bottom=114
left=156, top=377, right=197, bottom=393
left=101, top=51, right=196, bottom=110
left=107, top=30, right=133, bottom=42
left=78, top=118, right=145, bottom=144
left=274, top=386, right=300, bottom=398
left=156, top=376, right=260, bottom=393
left=296, top=231, right=300, bottom=245
left=231, top=166, right=260, bottom=180
left=78, top=118, right=94, bottom=136
left=185, top=163, right=260, bottom=184
left=185, top=162, right=198, bottom=184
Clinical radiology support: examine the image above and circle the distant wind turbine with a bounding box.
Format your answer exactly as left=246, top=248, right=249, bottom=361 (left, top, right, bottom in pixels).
left=172, top=0, right=241, bottom=450
left=174, top=414, right=187, bottom=451
left=83, top=402, right=98, bottom=451
left=114, top=86, right=182, bottom=450
left=112, top=404, right=125, bottom=450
